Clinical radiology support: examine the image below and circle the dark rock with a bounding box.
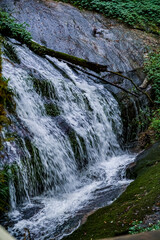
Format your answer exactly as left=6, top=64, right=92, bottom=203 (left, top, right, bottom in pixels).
left=126, top=141, right=160, bottom=179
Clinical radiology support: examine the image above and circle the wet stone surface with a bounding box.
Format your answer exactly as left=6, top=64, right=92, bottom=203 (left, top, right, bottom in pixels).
left=0, top=0, right=151, bottom=72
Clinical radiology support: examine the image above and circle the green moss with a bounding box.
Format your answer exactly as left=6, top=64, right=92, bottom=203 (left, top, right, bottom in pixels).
left=29, top=41, right=106, bottom=72
left=3, top=41, right=21, bottom=64
left=68, top=131, right=88, bottom=169
left=0, top=37, right=14, bottom=149
left=44, top=103, right=60, bottom=117
left=63, top=142, right=160, bottom=240
left=30, top=77, right=58, bottom=99
left=0, top=11, right=107, bottom=72
left=0, top=167, right=10, bottom=215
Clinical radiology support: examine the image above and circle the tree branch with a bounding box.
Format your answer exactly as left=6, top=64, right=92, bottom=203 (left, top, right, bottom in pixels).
left=56, top=60, right=139, bottom=97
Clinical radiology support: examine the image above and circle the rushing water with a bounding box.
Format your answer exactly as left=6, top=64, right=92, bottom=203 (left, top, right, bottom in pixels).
left=2, top=41, right=135, bottom=239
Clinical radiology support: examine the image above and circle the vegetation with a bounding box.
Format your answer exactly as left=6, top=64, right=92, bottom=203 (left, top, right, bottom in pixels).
left=144, top=49, right=160, bottom=138
left=3, top=41, right=21, bottom=64
left=0, top=10, right=32, bottom=44
left=0, top=168, right=10, bottom=214
left=44, top=103, right=60, bottom=117
left=57, top=0, right=160, bottom=34
left=0, top=37, right=15, bottom=215
left=0, top=37, right=13, bottom=149
left=0, top=3, right=159, bottom=237
left=145, top=49, right=160, bottom=105
left=129, top=220, right=160, bottom=234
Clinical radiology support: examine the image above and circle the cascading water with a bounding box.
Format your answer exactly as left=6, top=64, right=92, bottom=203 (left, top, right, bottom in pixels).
left=2, top=41, right=135, bottom=240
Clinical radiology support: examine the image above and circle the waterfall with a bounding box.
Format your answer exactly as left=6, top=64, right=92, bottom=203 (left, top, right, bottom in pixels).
left=2, top=41, right=135, bottom=240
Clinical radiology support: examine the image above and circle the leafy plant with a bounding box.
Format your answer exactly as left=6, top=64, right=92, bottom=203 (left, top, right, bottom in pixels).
left=0, top=10, right=32, bottom=44
left=145, top=49, right=160, bottom=105
left=55, top=0, right=160, bottom=34
left=151, top=109, right=160, bottom=138
left=129, top=220, right=160, bottom=234
left=144, top=49, right=160, bottom=138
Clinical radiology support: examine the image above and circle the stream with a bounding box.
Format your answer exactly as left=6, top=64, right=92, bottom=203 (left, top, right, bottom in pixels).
left=1, top=41, right=135, bottom=239
left=0, top=0, right=149, bottom=239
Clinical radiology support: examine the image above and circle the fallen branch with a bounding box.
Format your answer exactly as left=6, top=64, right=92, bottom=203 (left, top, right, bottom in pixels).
left=52, top=59, right=138, bottom=97
left=2, top=32, right=153, bottom=102
left=102, top=70, right=153, bottom=103
left=28, top=41, right=153, bottom=103
left=28, top=41, right=107, bottom=73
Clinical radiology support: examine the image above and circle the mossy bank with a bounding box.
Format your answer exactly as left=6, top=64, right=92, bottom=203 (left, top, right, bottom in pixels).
left=63, top=142, right=160, bottom=240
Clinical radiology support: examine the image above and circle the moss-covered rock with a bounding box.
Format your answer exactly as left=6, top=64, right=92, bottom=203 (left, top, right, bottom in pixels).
left=68, top=130, right=88, bottom=170
left=30, top=77, right=57, bottom=99
left=63, top=142, right=160, bottom=240
left=44, top=103, right=60, bottom=117
left=3, top=41, right=21, bottom=64
left=0, top=168, right=10, bottom=215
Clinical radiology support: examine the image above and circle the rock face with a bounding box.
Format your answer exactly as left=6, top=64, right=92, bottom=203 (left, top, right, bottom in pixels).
left=126, top=141, right=160, bottom=179
left=0, top=0, right=158, bottom=145
left=0, top=0, right=149, bottom=70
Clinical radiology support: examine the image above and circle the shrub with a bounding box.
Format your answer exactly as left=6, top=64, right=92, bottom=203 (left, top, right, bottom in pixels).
left=0, top=10, right=32, bottom=44
left=56, top=0, right=160, bottom=34
left=144, top=49, right=160, bottom=138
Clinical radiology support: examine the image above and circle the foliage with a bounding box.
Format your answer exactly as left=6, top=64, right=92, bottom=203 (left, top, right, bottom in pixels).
left=0, top=10, right=32, bottom=44
left=129, top=220, right=160, bottom=234
left=57, top=0, right=160, bottom=34
left=0, top=167, right=10, bottom=214
left=151, top=109, right=160, bottom=138
left=144, top=49, right=160, bottom=138
left=145, top=49, right=160, bottom=105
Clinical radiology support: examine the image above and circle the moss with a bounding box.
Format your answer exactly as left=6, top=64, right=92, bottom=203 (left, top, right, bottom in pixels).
left=30, top=77, right=58, bottom=99
left=3, top=41, right=21, bottom=64
left=0, top=38, right=14, bottom=149
left=127, top=141, right=160, bottom=178
left=0, top=167, right=10, bottom=215
left=28, top=41, right=107, bottom=73
left=63, top=142, right=160, bottom=240
left=68, top=131, right=88, bottom=169
left=44, top=103, right=60, bottom=117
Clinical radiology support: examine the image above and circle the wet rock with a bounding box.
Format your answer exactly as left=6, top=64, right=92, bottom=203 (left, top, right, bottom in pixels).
left=0, top=0, right=154, bottom=71
left=0, top=0, right=158, bottom=145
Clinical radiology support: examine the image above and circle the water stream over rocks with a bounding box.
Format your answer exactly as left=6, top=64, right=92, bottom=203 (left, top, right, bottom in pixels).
left=0, top=0, right=154, bottom=239
left=1, top=40, right=135, bottom=240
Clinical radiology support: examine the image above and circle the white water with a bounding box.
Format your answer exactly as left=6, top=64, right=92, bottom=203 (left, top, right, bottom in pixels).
left=2, top=42, right=135, bottom=239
